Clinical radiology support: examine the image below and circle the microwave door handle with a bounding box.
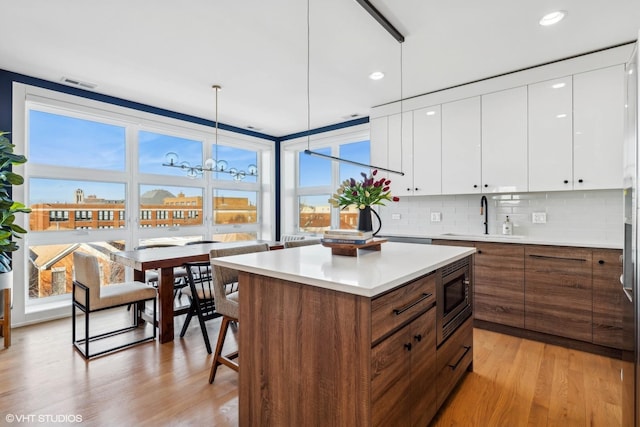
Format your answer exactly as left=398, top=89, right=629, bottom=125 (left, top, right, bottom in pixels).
left=621, top=274, right=634, bottom=302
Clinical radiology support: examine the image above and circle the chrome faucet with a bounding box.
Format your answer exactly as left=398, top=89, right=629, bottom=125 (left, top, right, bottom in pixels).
left=480, top=195, right=488, bottom=235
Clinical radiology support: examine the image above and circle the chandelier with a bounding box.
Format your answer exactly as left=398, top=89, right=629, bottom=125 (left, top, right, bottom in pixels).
left=162, top=85, right=258, bottom=180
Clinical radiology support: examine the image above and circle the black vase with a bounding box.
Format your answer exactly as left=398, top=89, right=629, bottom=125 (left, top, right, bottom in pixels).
left=358, top=206, right=381, bottom=236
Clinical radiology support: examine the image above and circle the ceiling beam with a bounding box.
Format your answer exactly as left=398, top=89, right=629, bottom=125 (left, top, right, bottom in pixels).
left=354, top=0, right=405, bottom=43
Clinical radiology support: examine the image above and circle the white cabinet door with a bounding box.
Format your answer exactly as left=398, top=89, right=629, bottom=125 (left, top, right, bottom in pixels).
left=528, top=76, right=573, bottom=191
left=573, top=65, right=625, bottom=190
left=370, top=116, right=389, bottom=172
left=481, top=86, right=528, bottom=193
left=413, top=106, right=442, bottom=195
left=442, top=97, right=481, bottom=194
left=387, top=112, right=413, bottom=195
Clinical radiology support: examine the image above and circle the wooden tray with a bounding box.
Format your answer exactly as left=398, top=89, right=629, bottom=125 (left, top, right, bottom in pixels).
left=321, top=238, right=387, bottom=257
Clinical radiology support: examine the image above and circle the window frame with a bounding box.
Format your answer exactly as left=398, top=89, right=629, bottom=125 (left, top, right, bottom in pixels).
left=280, top=124, right=370, bottom=235
left=11, top=83, right=275, bottom=324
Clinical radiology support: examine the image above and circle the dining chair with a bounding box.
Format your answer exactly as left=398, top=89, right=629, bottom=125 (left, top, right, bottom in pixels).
left=208, top=242, right=270, bottom=383
left=179, top=261, right=219, bottom=353
left=283, top=238, right=322, bottom=248
left=72, top=252, right=157, bottom=359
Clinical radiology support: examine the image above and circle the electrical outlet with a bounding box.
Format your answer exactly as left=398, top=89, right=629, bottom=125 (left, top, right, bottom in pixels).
left=431, top=212, right=442, bottom=222
left=532, top=212, right=547, bottom=224
left=391, top=213, right=401, bottom=220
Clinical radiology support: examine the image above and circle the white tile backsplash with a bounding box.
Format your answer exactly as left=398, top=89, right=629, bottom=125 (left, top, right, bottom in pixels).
left=378, top=189, right=623, bottom=244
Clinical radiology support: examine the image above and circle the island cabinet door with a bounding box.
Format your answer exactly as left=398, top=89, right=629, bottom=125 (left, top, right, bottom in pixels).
left=371, top=308, right=436, bottom=427
left=524, top=246, right=593, bottom=342
left=474, top=242, right=525, bottom=328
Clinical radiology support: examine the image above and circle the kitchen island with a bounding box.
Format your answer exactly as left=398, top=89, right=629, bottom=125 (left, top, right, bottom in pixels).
left=212, top=242, right=475, bottom=426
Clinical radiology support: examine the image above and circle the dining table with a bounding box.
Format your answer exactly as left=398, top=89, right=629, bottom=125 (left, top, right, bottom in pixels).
left=110, top=240, right=284, bottom=344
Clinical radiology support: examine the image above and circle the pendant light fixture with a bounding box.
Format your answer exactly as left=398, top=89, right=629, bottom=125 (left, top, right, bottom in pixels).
left=163, top=85, right=258, bottom=180
left=303, top=0, right=405, bottom=176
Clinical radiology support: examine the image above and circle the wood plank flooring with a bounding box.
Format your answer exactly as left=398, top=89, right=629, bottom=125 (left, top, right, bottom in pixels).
left=0, top=311, right=623, bottom=426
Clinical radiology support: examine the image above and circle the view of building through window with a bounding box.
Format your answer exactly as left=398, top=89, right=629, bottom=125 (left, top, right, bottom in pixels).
left=296, top=140, right=370, bottom=233
left=24, top=100, right=266, bottom=304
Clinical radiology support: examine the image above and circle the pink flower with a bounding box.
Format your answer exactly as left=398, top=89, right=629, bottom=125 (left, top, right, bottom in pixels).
left=383, top=186, right=389, bottom=192
left=392, top=196, right=400, bottom=202
left=372, top=169, right=378, bottom=176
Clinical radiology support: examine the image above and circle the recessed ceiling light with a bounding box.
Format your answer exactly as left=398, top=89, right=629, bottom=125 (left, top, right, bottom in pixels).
left=369, top=71, right=385, bottom=81
left=426, top=111, right=436, bottom=116
left=551, top=82, right=566, bottom=89
left=556, top=113, right=567, bottom=119
left=539, top=10, right=567, bottom=26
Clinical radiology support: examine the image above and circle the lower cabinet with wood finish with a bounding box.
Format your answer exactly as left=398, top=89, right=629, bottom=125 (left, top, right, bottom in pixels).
left=436, top=315, right=473, bottom=408
left=239, top=260, right=473, bottom=426
left=432, top=239, right=625, bottom=353
left=371, top=308, right=437, bottom=427
left=524, top=245, right=593, bottom=342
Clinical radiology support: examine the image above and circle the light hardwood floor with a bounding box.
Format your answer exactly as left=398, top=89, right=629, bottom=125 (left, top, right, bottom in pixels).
left=0, top=311, right=623, bottom=426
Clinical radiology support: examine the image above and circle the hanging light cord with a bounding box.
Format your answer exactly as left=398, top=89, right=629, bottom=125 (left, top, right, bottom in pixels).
left=303, top=0, right=404, bottom=176
left=213, top=84, right=221, bottom=166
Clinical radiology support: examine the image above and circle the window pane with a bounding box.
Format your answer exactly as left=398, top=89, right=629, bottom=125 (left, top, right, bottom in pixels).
left=299, top=195, right=331, bottom=233
left=211, top=145, right=258, bottom=183
left=213, top=190, right=258, bottom=224
left=299, top=147, right=331, bottom=187
left=339, top=140, right=370, bottom=182
left=139, top=131, right=203, bottom=176
left=28, top=241, right=125, bottom=301
left=29, top=179, right=126, bottom=231
left=139, top=185, right=203, bottom=228
left=29, top=110, right=125, bottom=170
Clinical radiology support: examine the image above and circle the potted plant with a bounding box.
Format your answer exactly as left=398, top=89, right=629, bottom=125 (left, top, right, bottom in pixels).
left=0, top=131, right=31, bottom=291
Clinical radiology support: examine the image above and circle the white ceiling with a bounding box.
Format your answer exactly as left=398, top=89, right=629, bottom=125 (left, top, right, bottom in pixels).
left=2, top=0, right=639, bottom=138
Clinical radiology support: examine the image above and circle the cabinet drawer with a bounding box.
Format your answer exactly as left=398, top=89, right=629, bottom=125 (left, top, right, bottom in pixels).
left=436, top=316, right=473, bottom=409
left=371, top=273, right=436, bottom=344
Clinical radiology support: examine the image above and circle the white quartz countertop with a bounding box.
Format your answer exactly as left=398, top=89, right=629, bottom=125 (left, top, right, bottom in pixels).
left=211, top=242, right=475, bottom=297
left=381, top=232, right=622, bottom=250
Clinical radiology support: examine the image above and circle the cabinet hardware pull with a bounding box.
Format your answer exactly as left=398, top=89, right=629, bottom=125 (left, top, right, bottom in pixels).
left=528, top=254, right=586, bottom=262
left=477, top=250, right=482, bottom=254
left=406, top=188, right=411, bottom=191
left=404, top=343, right=412, bottom=351
left=598, top=260, right=605, bottom=265
left=448, top=345, right=472, bottom=370
left=484, top=184, right=488, bottom=188
left=393, top=293, right=432, bottom=315
left=564, top=180, right=569, bottom=184
left=414, top=334, right=422, bottom=342
left=578, top=179, right=583, bottom=183
left=473, top=185, right=478, bottom=188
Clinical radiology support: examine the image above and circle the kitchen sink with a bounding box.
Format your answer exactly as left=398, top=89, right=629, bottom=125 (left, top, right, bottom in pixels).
left=440, top=233, right=525, bottom=240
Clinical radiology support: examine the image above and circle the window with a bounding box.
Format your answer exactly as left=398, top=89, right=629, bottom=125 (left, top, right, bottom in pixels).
left=29, top=178, right=126, bottom=232
left=211, top=145, right=258, bottom=183
left=282, top=127, right=370, bottom=235
left=13, top=83, right=274, bottom=324
left=139, top=131, right=203, bottom=177
left=213, top=190, right=258, bottom=224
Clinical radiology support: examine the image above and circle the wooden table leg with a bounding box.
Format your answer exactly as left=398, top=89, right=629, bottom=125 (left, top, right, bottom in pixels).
left=158, top=267, right=175, bottom=344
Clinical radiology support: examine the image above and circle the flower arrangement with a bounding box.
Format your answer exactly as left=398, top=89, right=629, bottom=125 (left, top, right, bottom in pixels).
left=329, top=169, right=399, bottom=210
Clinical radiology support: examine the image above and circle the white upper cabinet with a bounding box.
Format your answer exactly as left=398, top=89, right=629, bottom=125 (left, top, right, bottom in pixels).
left=528, top=76, right=573, bottom=191
left=442, top=97, right=481, bottom=194
left=573, top=65, right=625, bottom=190
left=412, top=106, right=442, bottom=195
left=370, top=116, right=390, bottom=172
left=387, top=112, right=413, bottom=194
left=481, top=86, right=528, bottom=193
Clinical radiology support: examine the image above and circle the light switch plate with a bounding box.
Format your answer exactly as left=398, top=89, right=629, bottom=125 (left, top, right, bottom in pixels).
left=431, top=212, right=442, bottom=222
left=391, top=213, right=401, bottom=220
left=532, top=212, right=547, bottom=224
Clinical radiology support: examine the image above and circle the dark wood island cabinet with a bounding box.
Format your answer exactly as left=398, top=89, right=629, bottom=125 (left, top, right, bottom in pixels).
left=211, top=242, right=476, bottom=426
